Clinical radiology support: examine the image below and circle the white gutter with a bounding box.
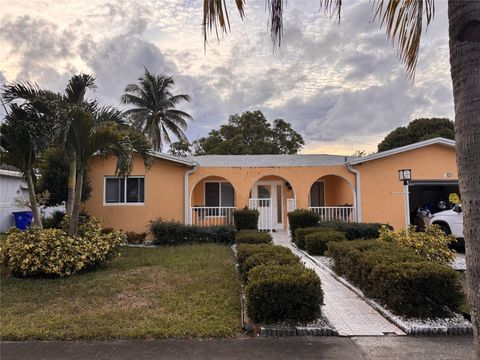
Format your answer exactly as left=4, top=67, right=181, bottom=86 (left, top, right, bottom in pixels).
left=184, top=164, right=198, bottom=224
left=347, top=164, right=362, bottom=222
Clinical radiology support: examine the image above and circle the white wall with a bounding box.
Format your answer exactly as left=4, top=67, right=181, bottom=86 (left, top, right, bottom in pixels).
left=0, top=173, right=30, bottom=232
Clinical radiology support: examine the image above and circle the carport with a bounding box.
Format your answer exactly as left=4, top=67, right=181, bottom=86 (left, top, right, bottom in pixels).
left=408, top=180, right=460, bottom=226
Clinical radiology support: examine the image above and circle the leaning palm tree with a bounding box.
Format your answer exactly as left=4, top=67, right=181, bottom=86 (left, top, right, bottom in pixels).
left=1, top=82, right=59, bottom=228
left=121, top=68, right=193, bottom=151
left=201, top=0, right=480, bottom=356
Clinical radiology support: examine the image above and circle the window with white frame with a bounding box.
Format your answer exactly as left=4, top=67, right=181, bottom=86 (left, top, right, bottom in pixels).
left=205, top=182, right=235, bottom=207
left=105, top=176, right=145, bottom=204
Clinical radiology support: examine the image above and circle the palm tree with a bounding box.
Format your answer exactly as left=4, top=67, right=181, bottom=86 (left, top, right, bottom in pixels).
left=121, top=68, right=192, bottom=151
left=62, top=74, right=97, bottom=216
left=201, top=0, right=480, bottom=356
left=1, top=82, right=59, bottom=228
left=62, top=104, right=152, bottom=235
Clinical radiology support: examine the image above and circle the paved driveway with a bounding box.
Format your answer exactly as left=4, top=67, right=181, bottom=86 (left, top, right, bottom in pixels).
left=1, top=336, right=474, bottom=360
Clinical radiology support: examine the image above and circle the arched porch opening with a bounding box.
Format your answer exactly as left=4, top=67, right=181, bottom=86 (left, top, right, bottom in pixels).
left=249, top=175, right=296, bottom=231
left=308, top=174, right=356, bottom=222
left=190, top=176, right=236, bottom=226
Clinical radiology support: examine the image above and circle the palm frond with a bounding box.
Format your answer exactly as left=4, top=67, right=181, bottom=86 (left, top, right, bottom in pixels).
left=266, top=0, right=284, bottom=49
left=319, top=0, right=343, bottom=21
left=65, top=74, right=96, bottom=105
left=203, top=0, right=245, bottom=49
left=2, top=81, right=44, bottom=103
left=373, top=0, right=434, bottom=78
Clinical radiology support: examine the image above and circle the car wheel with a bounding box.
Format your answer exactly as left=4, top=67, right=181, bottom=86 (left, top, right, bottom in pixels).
left=435, top=222, right=451, bottom=235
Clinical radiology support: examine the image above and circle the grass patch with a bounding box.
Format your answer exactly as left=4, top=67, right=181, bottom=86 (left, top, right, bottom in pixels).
left=0, top=244, right=241, bottom=340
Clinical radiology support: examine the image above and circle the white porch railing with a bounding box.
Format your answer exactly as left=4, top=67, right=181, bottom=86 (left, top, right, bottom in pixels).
left=309, top=206, right=355, bottom=222
left=190, top=207, right=236, bottom=227
left=249, top=198, right=273, bottom=232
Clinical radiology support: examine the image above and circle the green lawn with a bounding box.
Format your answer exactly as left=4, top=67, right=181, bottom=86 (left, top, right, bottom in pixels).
left=0, top=244, right=241, bottom=340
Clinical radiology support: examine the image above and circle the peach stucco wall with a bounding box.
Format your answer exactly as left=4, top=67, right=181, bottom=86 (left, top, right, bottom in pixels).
left=84, top=154, right=189, bottom=233
left=84, top=143, right=456, bottom=232
left=189, top=167, right=356, bottom=211
left=355, top=144, right=457, bottom=229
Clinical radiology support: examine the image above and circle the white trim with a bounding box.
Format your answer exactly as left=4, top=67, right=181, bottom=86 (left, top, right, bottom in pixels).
left=184, top=166, right=198, bottom=224
left=151, top=151, right=196, bottom=166
left=403, top=183, right=410, bottom=228
left=0, top=169, right=23, bottom=178
left=348, top=137, right=455, bottom=165
left=103, top=176, right=145, bottom=206
left=347, top=164, right=361, bottom=222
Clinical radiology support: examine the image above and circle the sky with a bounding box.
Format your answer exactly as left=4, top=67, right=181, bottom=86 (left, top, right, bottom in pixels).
left=0, top=0, right=454, bottom=154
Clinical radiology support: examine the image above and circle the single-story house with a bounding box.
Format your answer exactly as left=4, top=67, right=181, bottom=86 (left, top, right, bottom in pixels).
left=0, top=165, right=30, bottom=232
left=83, top=137, right=459, bottom=233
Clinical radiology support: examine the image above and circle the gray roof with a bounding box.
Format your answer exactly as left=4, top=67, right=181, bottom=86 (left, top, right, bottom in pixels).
left=189, top=154, right=357, bottom=167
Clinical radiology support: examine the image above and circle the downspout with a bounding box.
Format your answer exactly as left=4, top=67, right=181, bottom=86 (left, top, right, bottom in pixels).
left=184, top=164, right=198, bottom=224
left=347, top=163, right=362, bottom=222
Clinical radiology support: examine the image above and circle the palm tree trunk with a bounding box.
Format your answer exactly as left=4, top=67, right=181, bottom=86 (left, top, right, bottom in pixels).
left=67, top=167, right=84, bottom=236
left=66, top=159, right=76, bottom=215
left=25, top=171, right=43, bottom=229
left=448, top=1, right=480, bottom=357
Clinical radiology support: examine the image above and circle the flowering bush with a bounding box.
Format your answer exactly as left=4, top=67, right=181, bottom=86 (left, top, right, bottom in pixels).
left=379, top=224, right=456, bottom=264
left=1, top=218, right=124, bottom=277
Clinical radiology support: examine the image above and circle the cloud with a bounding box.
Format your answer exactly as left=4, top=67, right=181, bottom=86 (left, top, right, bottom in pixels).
left=0, top=0, right=454, bottom=153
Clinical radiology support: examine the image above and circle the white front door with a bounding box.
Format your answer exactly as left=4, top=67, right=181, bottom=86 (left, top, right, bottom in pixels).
left=251, top=181, right=283, bottom=231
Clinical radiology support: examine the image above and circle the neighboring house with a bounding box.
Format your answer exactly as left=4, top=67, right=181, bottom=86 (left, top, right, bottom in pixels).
left=84, top=137, right=459, bottom=233
left=0, top=165, right=66, bottom=233
left=0, top=165, right=30, bottom=232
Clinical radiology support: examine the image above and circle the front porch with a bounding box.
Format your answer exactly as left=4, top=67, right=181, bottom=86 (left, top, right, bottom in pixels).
left=189, top=174, right=356, bottom=231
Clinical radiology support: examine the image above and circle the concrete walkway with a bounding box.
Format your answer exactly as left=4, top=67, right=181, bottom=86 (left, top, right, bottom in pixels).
left=272, top=231, right=404, bottom=336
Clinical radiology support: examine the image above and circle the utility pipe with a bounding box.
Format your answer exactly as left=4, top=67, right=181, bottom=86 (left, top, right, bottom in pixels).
left=184, top=164, right=198, bottom=224
left=347, top=163, right=362, bottom=222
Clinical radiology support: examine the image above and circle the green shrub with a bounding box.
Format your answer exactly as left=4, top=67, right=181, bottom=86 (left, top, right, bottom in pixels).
left=287, top=210, right=319, bottom=241
left=379, top=225, right=456, bottom=264
left=241, top=250, right=299, bottom=282
left=125, top=231, right=147, bottom=244
left=294, top=227, right=324, bottom=249
left=246, top=264, right=323, bottom=324
left=149, top=219, right=236, bottom=245
left=41, top=210, right=65, bottom=229
left=327, top=240, right=463, bottom=318
left=233, top=207, right=259, bottom=230
left=236, top=243, right=294, bottom=268
left=236, top=230, right=272, bottom=245
left=1, top=218, right=124, bottom=278
left=317, top=221, right=390, bottom=240
left=304, top=230, right=345, bottom=255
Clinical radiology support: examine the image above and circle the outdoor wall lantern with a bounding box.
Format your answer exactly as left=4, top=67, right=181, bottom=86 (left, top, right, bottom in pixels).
left=398, top=169, right=412, bottom=185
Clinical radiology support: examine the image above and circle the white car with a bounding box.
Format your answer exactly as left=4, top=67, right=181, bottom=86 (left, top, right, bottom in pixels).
left=429, top=204, right=464, bottom=240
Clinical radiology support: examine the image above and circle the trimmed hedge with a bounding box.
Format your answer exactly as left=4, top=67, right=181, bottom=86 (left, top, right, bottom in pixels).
left=288, top=210, right=319, bottom=241
left=125, top=231, right=147, bottom=244
left=317, top=221, right=391, bottom=240
left=236, top=230, right=272, bottom=245
left=237, top=243, right=323, bottom=324
left=236, top=244, right=293, bottom=268
left=233, top=207, right=259, bottom=230
left=150, top=219, right=236, bottom=245
left=304, top=230, right=345, bottom=255
left=327, top=240, right=463, bottom=318
left=294, top=227, right=324, bottom=249
left=242, top=250, right=299, bottom=282
left=246, top=264, right=323, bottom=324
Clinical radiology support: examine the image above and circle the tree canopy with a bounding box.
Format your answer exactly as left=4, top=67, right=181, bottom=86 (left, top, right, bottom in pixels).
left=193, top=110, right=304, bottom=155
left=377, top=118, right=454, bottom=152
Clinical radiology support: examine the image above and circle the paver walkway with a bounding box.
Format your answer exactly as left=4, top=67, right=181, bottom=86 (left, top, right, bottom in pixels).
left=272, top=231, right=404, bottom=336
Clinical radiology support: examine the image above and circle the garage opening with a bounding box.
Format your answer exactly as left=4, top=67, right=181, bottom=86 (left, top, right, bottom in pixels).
left=408, top=180, right=460, bottom=226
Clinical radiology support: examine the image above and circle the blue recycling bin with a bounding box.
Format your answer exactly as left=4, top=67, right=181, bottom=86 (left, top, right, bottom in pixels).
left=12, top=211, right=33, bottom=231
